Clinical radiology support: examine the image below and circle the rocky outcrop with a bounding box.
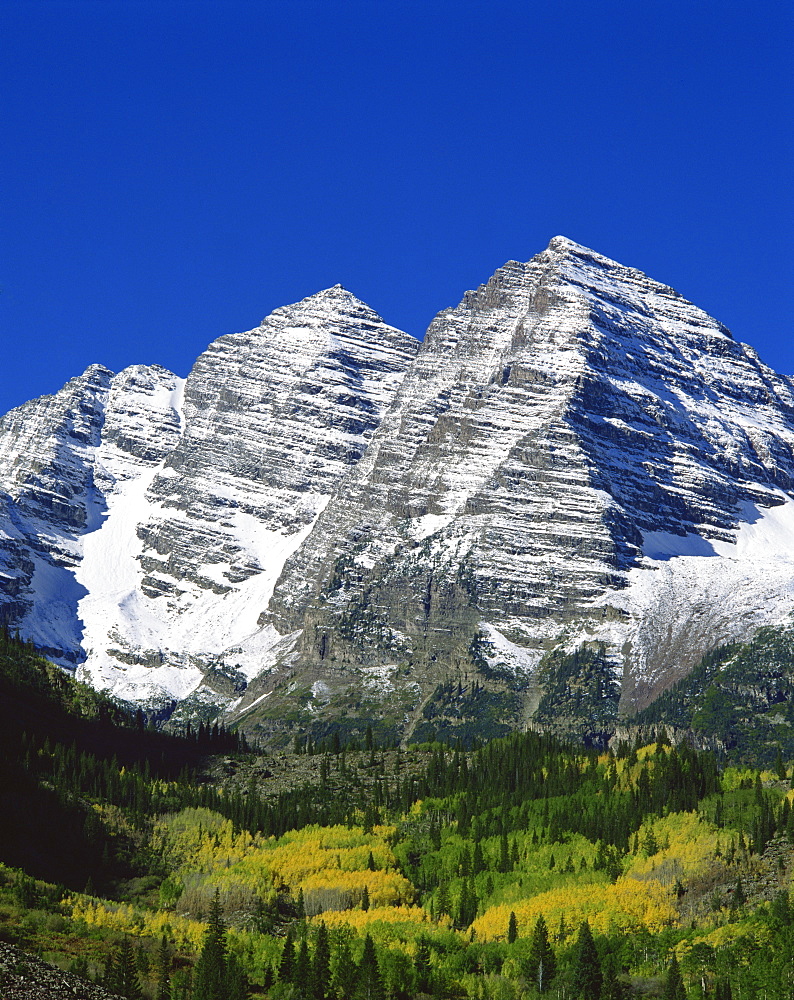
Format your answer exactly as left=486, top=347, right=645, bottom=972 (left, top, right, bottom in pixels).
left=0, top=290, right=418, bottom=706
left=3, top=238, right=794, bottom=739
left=0, top=940, right=123, bottom=998
left=253, top=237, right=794, bottom=735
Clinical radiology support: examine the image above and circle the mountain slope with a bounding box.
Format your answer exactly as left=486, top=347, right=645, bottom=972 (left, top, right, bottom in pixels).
left=239, top=237, right=794, bottom=739
left=3, top=238, right=794, bottom=740
left=0, top=291, right=419, bottom=709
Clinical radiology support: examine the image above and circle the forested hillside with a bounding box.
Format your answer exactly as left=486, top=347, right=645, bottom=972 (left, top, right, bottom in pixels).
left=2, top=633, right=794, bottom=999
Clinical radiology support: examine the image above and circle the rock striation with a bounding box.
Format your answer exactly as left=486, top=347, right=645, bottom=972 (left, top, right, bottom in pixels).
left=0, top=289, right=419, bottom=707
left=259, top=237, right=794, bottom=735
left=3, top=239, right=794, bottom=739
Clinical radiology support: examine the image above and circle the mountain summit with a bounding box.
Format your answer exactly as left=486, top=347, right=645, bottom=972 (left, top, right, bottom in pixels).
left=2, top=239, right=794, bottom=740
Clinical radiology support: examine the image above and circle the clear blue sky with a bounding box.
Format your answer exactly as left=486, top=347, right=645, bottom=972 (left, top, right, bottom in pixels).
left=2, top=1, right=792, bottom=415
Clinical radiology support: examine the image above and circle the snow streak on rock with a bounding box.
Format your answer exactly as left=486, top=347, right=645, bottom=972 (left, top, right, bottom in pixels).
left=0, top=290, right=418, bottom=704
left=268, top=237, right=794, bottom=711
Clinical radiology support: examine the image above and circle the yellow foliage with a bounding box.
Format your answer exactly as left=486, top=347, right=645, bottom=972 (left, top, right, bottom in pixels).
left=684, top=920, right=774, bottom=958
left=626, top=811, right=718, bottom=882
left=67, top=895, right=206, bottom=952
left=300, top=868, right=413, bottom=908
left=471, top=876, right=677, bottom=940
left=151, top=811, right=414, bottom=914
left=312, top=905, right=438, bottom=933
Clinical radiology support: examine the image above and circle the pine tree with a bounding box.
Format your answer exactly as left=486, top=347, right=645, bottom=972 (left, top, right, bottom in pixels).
left=193, top=889, right=227, bottom=1000
left=499, top=829, right=510, bottom=872
left=730, top=878, right=746, bottom=912
left=414, top=936, right=432, bottom=994
left=154, top=935, right=172, bottom=1000
left=436, top=882, right=451, bottom=918
left=295, top=938, right=312, bottom=996
left=313, top=922, right=331, bottom=1000
left=103, top=950, right=119, bottom=995
left=663, top=954, right=687, bottom=1000
left=507, top=911, right=518, bottom=944
left=525, top=915, right=556, bottom=993
left=279, top=927, right=296, bottom=983
left=226, top=953, right=250, bottom=1000
left=112, top=938, right=143, bottom=999
left=357, top=933, right=383, bottom=1000
left=570, top=921, right=601, bottom=1000
left=332, top=938, right=358, bottom=999
left=600, top=951, right=624, bottom=1000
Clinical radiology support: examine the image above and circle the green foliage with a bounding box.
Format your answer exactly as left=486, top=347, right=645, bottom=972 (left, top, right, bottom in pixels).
left=3, top=635, right=794, bottom=1000
left=525, top=915, right=555, bottom=992
left=638, top=626, right=794, bottom=764
left=570, top=921, right=601, bottom=1000
left=193, top=889, right=228, bottom=1000
left=664, top=953, right=687, bottom=1000
left=534, top=644, right=620, bottom=735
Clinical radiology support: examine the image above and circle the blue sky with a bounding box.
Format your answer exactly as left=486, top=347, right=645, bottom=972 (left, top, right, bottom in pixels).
left=2, top=1, right=792, bottom=415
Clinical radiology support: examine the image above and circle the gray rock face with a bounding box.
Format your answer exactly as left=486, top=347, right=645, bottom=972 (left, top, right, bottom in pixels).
left=0, top=289, right=419, bottom=703
left=3, top=238, right=794, bottom=736
left=259, top=237, right=794, bottom=732
left=137, top=286, right=418, bottom=605
left=0, top=364, right=182, bottom=659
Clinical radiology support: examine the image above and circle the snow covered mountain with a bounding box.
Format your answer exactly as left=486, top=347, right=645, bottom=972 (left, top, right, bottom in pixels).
left=258, top=237, right=794, bottom=737
left=3, top=238, right=794, bottom=740
left=0, top=289, right=419, bottom=711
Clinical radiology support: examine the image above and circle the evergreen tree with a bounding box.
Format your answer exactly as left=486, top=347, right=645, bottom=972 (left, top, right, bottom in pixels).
left=194, top=889, right=227, bottom=1000
left=570, top=921, right=601, bottom=1000
left=414, top=936, right=432, bottom=994
left=332, top=938, right=358, bottom=999
left=279, top=927, right=296, bottom=983
left=103, top=950, right=120, bottom=995
left=507, top=911, right=518, bottom=944
left=357, top=933, right=383, bottom=1000
left=112, top=938, right=143, bottom=1000
left=172, top=968, right=193, bottom=1000
left=154, top=935, right=172, bottom=1000
left=313, top=922, right=331, bottom=1000
left=295, top=938, right=312, bottom=996
left=499, top=829, right=510, bottom=872
left=525, top=915, right=556, bottom=993
left=663, top=954, right=687, bottom=1000
left=730, top=878, right=746, bottom=912
left=436, top=882, right=451, bottom=918
left=600, top=951, right=625, bottom=1000
left=226, top=953, right=250, bottom=1000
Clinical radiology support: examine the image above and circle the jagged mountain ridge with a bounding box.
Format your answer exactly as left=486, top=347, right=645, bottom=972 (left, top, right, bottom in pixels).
left=254, top=237, right=794, bottom=736
left=0, top=289, right=419, bottom=707
left=2, top=237, right=794, bottom=740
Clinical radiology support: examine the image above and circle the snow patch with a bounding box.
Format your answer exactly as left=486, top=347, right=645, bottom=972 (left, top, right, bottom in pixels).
left=479, top=623, right=542, bottom=674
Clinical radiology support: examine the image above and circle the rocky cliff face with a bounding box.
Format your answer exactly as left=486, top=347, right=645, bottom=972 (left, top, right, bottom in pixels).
left=248, top=237, right=794, bottom=740
left=0, top=290, right=419, bottom=707
left=3, top=238, right=794, bottom=741
left=0, top=363, right=183, bottom=660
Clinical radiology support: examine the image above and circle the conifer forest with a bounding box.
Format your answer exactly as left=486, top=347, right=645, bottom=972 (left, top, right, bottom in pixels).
left=2, top=629, right=794, bottom=999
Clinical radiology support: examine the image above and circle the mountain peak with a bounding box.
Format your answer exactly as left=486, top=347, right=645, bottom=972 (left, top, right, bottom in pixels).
left=262, top=284, right=387, bottom=326
left=546, top=234, right=591, bottom=253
